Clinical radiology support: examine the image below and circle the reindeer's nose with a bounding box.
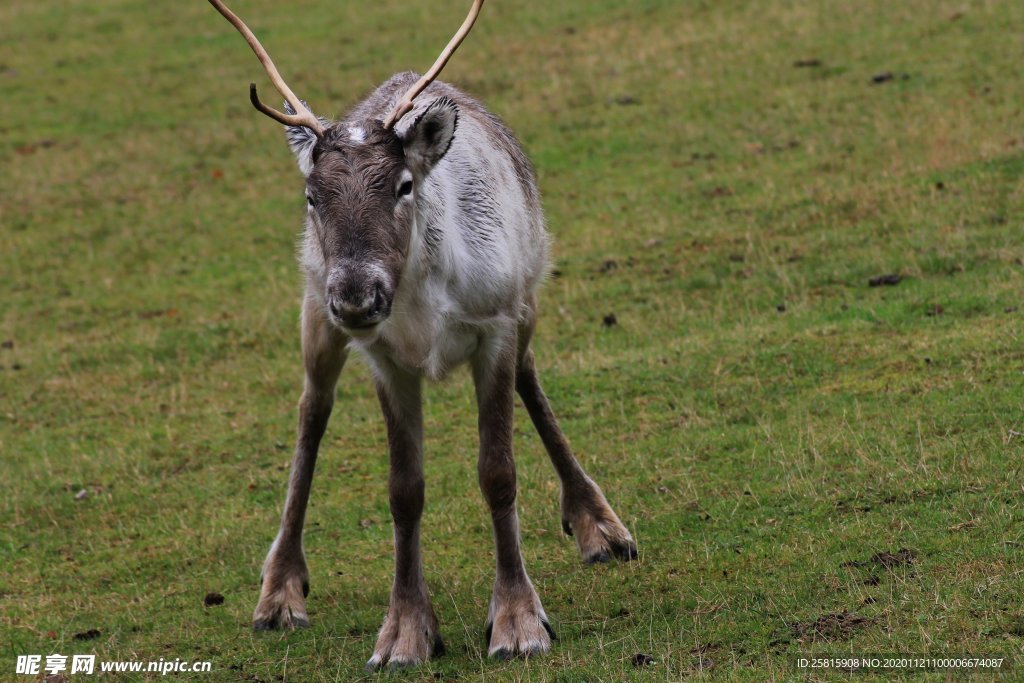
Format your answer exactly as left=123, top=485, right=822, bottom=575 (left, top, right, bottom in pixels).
left=327, top=281, right=389, bottom=329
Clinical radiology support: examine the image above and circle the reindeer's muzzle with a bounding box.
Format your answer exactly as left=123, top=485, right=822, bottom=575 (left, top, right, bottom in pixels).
left=326, top=266, right=392, bottom=331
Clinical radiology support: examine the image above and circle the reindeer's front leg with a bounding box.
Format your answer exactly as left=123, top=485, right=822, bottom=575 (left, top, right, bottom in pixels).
left=474, top=333, right=555, bottom=659
left=254, top=295, right=348, bottom=630
left=366, top=363, right=443, bottom=670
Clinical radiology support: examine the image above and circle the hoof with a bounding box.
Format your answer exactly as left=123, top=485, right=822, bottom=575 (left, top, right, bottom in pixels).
left=542, top=619, right=557, bottom=641
left=432, top=634, right=446, bottom=657
left=488, top=619, right=551, bottom=647
left=252, top=611, right=309, bottom=631
left=252, top=573, right=311, bottom=631
left=485, top=584, right=553, bottom=659
left=365, top=656, right=419, bottom=673
left=562, top=486, right=637, bottom=564
left=611, top=539, right=639, bottom=562
left=253, top=552, right=311, bottom=632
left=367, top=593, right=442, bottom=670
left=489, top=640, right=549, bottom=660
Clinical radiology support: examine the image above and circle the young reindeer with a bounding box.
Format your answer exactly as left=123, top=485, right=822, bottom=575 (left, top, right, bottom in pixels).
left=209, top=0, right=636, bottom=668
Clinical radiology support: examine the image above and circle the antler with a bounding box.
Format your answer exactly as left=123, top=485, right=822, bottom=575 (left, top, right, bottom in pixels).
left=382, top=0, right=485, bottom=130
left=208, top=0, right=325, bottom=137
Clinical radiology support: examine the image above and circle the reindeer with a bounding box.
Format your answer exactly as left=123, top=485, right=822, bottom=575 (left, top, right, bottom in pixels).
left=208, top=0, right=637, bottom=669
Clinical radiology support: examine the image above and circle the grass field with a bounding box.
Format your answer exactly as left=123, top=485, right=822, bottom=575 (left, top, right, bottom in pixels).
left=2, top=0, right=1023, bottom=680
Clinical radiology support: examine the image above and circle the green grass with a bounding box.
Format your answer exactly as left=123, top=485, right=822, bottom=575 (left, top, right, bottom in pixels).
left=2, top=0, right=1023, bottom=680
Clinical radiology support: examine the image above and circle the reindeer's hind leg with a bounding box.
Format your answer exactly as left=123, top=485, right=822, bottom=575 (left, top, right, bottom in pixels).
left=516, top=316, right=637, bottom=564
left=254, top=293, right=348, bottom=630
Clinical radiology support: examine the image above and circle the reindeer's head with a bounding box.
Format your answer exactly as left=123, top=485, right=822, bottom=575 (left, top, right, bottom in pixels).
left=208, top=0, right=480, bottom=333
left=286, top=101, right=457, bottom=331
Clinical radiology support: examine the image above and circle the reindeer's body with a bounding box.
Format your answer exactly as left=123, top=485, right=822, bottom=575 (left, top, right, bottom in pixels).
left=208, top=0, right=635, bottom=670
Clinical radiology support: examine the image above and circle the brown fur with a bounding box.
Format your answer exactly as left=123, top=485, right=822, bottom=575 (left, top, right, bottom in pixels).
left=366, top=363, right=444, bottom=669
left=473, top=332, right=555, bottom=658
left=515, top=348, right=636, bottom=563
left=253, top=296, right=347, bottom=630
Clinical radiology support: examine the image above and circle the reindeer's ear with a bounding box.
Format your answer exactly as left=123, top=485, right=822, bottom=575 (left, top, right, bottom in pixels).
left=283, top=101, right=327, bottom=177
left=397, top=96, right=458, bottom=177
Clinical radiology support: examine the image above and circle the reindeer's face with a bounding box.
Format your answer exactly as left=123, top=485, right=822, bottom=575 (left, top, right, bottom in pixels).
left=288, top=98, right=458, bottom=334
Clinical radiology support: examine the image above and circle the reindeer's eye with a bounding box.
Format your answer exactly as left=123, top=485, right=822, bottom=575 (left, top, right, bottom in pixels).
left=397, top=180, right=413, bottom=198
left=306, top=195, right=316, bottom=209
